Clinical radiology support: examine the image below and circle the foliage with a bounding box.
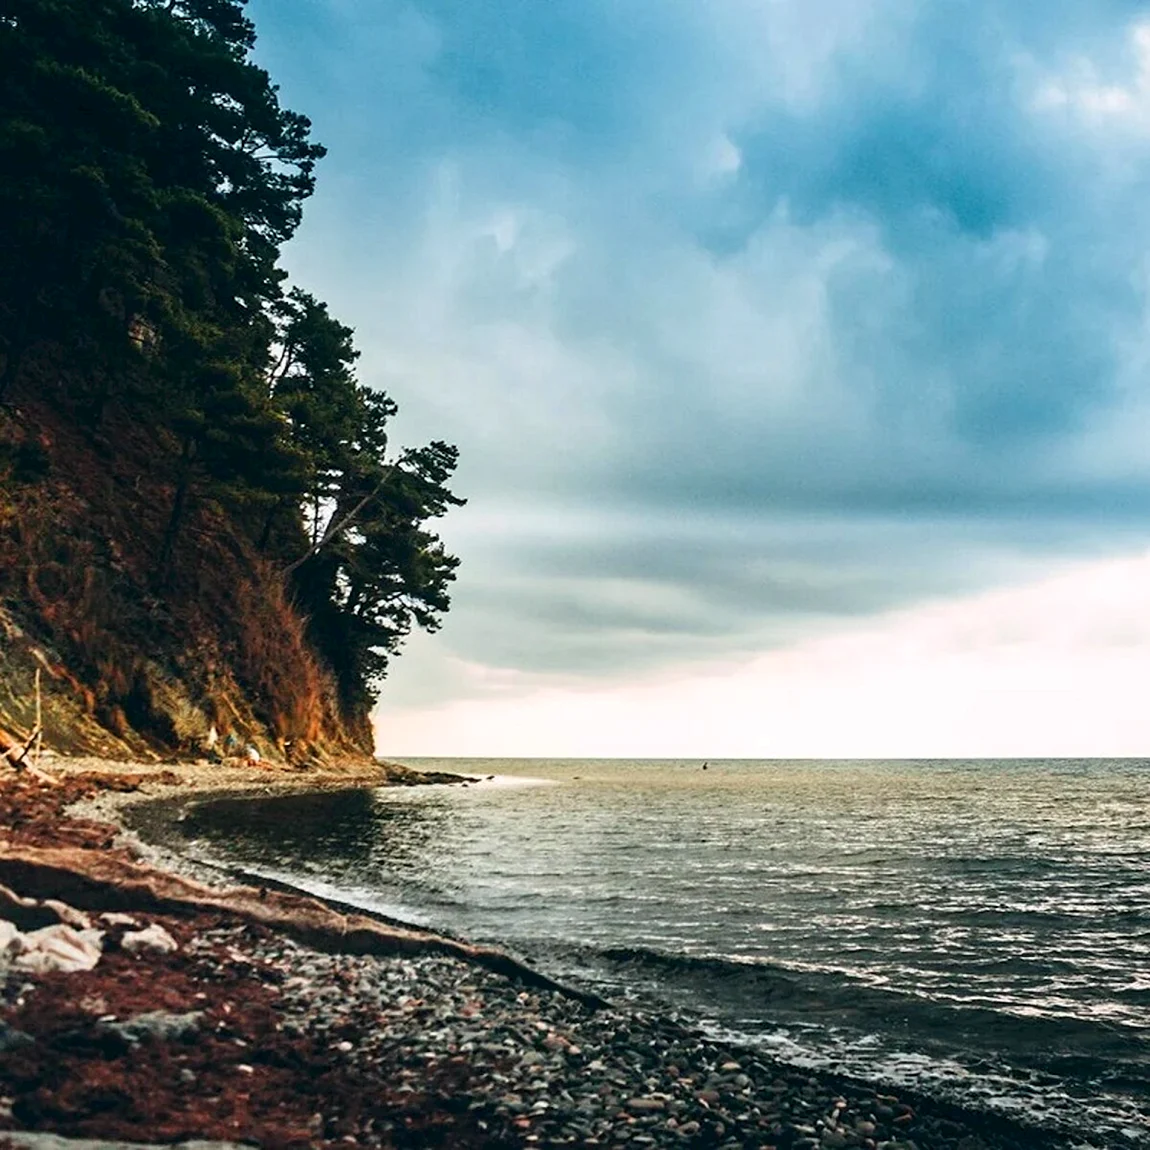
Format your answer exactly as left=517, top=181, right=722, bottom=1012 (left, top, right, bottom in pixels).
left=0, top=0, right=462, bottom=741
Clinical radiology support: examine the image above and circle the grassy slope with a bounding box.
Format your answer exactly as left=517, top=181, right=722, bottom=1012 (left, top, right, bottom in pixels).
left=0, top=371, right=370, bottom=764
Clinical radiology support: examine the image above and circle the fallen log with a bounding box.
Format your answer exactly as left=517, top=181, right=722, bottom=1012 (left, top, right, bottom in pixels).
left=0, top=844, right=607, bottom=1009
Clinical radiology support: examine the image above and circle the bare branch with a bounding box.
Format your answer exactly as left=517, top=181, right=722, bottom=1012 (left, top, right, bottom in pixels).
left=266, top=338, right=295, bottom=391
left=283, top=465, right=395, bottom=576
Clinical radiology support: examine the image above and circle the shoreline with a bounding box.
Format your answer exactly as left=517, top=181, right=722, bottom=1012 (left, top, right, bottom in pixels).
left=0, top=759, right=1116, bottom=1148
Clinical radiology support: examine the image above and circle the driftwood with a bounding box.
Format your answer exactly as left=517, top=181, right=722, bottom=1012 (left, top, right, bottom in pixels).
left=0, top=845, right=607, bottom=1009
left=7, top=723, right=42, bottom=769
left=0, top=880, right=75, bottom=929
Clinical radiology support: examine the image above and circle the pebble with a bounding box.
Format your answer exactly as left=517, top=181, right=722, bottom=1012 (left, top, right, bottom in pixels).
left=102, top=1010, right=202, bottom=1044
left=163, top=926, right=1076, bottom=1150
left=627, top=1098, right=665, bottom=1114
left=120, top=923, right=179, bottom=955
left=0, top=1021, right=34, bottom=1053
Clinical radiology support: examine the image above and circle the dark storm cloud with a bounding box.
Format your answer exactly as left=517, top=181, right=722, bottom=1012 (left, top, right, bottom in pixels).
left=247, top=0, right=1150, bottom=695
left=413, top=507, right=1144, bottom=683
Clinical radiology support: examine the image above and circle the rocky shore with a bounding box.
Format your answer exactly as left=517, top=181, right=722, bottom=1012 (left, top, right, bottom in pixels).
left=0, top=762, right=1091, bottom=1149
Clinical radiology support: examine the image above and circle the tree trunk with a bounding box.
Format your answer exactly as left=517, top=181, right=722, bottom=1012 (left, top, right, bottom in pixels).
left=158, top=436, right=196, bottom=577
left=284, top=468, right=394, bottom=577
left=258, top=496, right=286, bottom=551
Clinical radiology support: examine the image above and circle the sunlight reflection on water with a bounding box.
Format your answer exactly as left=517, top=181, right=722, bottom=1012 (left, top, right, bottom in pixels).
left=180, top=758, right=1150, bottom=1144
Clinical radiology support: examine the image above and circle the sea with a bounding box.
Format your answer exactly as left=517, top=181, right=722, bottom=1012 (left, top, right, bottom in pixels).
left=170, top=758, right=1150, bottom=1146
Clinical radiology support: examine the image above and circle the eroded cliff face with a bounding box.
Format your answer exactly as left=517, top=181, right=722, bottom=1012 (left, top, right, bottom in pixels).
left=0, top=393, right=372, bottom=765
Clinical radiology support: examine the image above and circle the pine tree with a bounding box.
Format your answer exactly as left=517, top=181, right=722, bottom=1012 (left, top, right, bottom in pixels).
left=0, top=0, right=463, bottom=736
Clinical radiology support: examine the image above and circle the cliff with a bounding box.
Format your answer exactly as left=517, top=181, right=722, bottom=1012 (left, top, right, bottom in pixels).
left=0, top=0, right=461, bottom=765
left=0, top=386, right=362, bottom=764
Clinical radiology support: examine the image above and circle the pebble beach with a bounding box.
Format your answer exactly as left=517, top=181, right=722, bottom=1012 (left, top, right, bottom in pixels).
left=0, top=761, right=1115, bottom=1148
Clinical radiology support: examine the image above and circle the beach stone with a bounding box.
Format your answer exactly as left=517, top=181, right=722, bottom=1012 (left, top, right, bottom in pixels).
left=626, top=1098, right=665, bottom=1114
left=11, top=924, right=103, bottom=974
left=121, top=923, right=178, bottom=955
left=99, top=912, right=139, bottom=928
left=0, top=1021, right=34, bottom=1052
left=0, top=919, right=19, bottom=957
left=104, top=1010, right=203, bottom=1044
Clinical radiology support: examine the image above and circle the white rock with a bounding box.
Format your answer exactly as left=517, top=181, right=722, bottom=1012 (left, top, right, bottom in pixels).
left=12, top=924, right=104, bottom=973
left=100, top=912, right=139, bottom=928
left=43, top=900, right=92, bottom=931
left=121, top=923, right=179, bottom=955
left=0, top=919, right=20, bottom=953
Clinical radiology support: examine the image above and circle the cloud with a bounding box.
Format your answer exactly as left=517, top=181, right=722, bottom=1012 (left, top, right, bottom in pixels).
left=376, top=501, right=1147, bottom=699
left=1032, top=20, right=1150, bottom=118
left=263, top=0, right=1150, bottom=485
left=245, top=1, right=1150, bottom=744
left=376, top=550, right=1150, bottom=757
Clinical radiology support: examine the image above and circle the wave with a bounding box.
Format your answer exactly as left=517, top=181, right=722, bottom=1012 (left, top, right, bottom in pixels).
left=551, top=943, right=1150, bottom=1074
left=517, top=939, right=1150, bottom=1146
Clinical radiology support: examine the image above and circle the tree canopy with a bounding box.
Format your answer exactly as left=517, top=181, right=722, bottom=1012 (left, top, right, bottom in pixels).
left=0, top=0, right=462, bottom=736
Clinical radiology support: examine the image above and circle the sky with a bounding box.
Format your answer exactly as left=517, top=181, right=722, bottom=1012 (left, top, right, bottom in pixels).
left=248, top=0, right=1150, bottom=758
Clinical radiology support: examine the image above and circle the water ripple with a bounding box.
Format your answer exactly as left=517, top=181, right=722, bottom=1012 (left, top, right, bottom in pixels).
left=180, top=757, right=1150, bottom=1145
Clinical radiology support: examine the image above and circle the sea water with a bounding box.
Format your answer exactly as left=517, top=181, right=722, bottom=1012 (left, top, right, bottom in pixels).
left=175, top=759, right=1150, bottom=1145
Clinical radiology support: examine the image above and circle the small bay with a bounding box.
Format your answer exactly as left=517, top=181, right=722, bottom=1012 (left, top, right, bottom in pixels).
left=175, top=758, right=1150, bottom=1145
